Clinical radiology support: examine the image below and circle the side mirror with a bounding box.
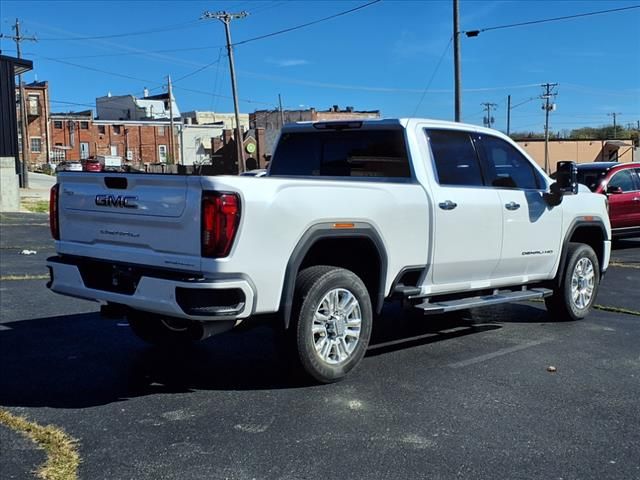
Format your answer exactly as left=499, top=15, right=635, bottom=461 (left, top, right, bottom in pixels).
left=553, top=161, right=578, bottom=195
left=606, top=185, right=623, bottom=195
left=545, top=161, right=578, bottom=206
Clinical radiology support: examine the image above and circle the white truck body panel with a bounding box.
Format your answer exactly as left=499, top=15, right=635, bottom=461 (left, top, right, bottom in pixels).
left=48, top=118, right=611, bottom=323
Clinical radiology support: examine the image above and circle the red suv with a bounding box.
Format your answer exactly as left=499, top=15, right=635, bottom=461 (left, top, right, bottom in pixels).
left=81, top=159, right=103, bottom=172
left=575, top=162, right=640, bottom=238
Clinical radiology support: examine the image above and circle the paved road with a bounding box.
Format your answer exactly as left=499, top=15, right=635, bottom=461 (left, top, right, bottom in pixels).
left=1, top=213, right=639, bottom=480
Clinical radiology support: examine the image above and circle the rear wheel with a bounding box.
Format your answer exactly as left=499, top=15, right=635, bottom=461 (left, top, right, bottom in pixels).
left=290, top=266, right=373, bottom=383
left=545, top=243, right=600, bottom=321
left=128, top=311, right=201, bottom=346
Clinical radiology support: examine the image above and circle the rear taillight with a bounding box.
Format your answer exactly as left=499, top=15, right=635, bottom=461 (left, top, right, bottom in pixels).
left=49, top=184, right=60, bottom=240
left=201, top=192, right=241, bottom=258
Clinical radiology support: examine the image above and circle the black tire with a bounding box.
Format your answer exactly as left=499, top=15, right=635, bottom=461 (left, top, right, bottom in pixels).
left=127, top=310, right=201, bottom=346
left=290, top=266, right=373, bottom=383
left=545, top=243, right=600, bottom=321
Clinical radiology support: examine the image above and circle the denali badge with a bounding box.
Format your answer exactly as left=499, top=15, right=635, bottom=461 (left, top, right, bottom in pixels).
left=95, top=194, right=138, bottom=209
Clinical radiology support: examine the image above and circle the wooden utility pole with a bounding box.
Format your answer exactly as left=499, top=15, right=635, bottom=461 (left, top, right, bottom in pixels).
left=1, top=19, right=37, bottom=188
left=453, top=0, right=462, bottom=122
left=506, top=95, right=511, bottom=136
left=541, top=83, right=558, bottom=174
left=481, top=102, right=497, bottom=128
left=202, top=10, right=248, bottom=174
left=607, top=112, right=622, bottom=139
left=278, top=94, right=285, bottom=129
left=167, top=75, right=176, bottom=163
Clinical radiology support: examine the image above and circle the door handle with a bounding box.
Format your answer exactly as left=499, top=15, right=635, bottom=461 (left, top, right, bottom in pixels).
left=505, top=201, right=521, bottom=211
left=633, top=197, right=640, bottom=202
left=438, top=200, right=458, bottom=210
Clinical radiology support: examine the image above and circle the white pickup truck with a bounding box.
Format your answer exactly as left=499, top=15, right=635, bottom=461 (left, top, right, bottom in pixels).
left=47, top=118, right=611, bottom=382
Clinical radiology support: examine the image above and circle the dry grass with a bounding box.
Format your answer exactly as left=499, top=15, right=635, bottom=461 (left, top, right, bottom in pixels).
left=0, top=274, right=50, bottom=281
left=21, top=200, right=50, bottom=213
left=0, top=409, right=80, bottom=480
left=594, top=304, right=640, bottom=316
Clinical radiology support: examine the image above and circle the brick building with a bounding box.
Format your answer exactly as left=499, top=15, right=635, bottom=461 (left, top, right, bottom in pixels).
left=250, top=105, right=381, bottom=155
left=50, top=113, right=179, bottom=164
left=16, top=81, right=51, bottom=166
left=210, top=128, right=267, bottom=174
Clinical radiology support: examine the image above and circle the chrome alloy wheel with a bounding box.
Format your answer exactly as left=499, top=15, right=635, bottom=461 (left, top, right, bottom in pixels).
left=571, top=257, right=595, bottom=309
left=312, top=288, right=362, bottom=365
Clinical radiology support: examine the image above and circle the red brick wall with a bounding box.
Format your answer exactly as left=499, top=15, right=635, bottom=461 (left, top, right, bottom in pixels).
left=21, top=84, right=50, bottom=165
left=50, top=119, right=177, bottom=164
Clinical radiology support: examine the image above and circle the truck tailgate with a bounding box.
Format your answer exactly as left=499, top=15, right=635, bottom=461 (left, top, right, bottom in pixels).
left=56, top=173, right=203, bottom=271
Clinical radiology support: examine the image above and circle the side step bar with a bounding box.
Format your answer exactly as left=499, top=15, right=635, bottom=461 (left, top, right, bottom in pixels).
left=414, top=288, right=553, bottom=315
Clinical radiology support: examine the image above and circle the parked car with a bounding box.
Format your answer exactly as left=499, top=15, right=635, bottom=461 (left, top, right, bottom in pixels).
left=82, top=159, right=103, bottom=172
left=574, top=162, right=640, bottom=238
left=240, top=169, right=267, bottom=177
left=55, top=161, right=83, bottom=172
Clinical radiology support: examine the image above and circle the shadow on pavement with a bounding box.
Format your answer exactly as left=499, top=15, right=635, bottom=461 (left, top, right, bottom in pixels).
left=0, top=302, right=547, bottom=409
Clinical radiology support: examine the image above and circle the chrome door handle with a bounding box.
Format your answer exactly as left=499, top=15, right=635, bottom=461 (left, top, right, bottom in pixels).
left=505, top=201, right=521, bottom=211
left=438, top=200, right=458, bottom=210
left=633, top=197, right=640, bottom=202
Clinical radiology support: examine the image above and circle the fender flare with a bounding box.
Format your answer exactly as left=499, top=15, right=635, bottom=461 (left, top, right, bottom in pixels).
left=555, top=217, right=608, bottom=285
left=279, top=223, right=388, bottom=329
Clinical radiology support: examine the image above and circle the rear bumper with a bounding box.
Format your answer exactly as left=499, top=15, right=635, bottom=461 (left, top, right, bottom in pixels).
left=46, top=256, right=255, bottom=321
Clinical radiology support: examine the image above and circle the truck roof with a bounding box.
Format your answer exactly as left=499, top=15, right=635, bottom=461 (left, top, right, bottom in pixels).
left=282, top=117, right=506, bottom=137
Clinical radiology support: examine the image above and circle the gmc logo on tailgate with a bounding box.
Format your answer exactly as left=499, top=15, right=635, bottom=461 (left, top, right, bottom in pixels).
left=95, top=195, right=138, bottom=209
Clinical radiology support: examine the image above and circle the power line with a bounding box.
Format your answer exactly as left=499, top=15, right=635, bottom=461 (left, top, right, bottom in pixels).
left=412, top=36, right=453, bottom=117
left=35, top=19, right=202, bottom=41
left=233, top=0, right=382, bottom=47
left=465, top=5, right=640, bottom=36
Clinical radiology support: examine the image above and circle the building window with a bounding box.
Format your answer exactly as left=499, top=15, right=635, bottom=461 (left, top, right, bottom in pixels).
left=31, top=137, right=42, bottom=153
left=28, top=95, right=39, bottom=115
left=80, top=121, right=89, bottom=130
left=54, top=120, right=63, bottom=129
left=113, top=125, right=121, bottom=135
left=158, top=126, right=165, bottom=136
left=98, top=125, right=106, bottom=134
left=158, top=144, right=168, bottom=163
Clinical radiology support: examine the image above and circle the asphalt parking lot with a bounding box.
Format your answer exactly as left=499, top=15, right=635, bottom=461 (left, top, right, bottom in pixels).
left=1, top=212, right=639, bottom=480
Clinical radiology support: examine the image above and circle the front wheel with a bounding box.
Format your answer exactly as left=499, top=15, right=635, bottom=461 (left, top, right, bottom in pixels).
left=545, top=243, right=600, bottom=321
left=291, top=266, right=373, bottom=383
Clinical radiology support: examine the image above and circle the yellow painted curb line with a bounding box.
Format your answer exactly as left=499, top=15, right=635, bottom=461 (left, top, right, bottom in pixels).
left=0, top=409, right=80, bottom=480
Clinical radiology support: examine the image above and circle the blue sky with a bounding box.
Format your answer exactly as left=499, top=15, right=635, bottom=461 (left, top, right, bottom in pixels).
left=1, top=0, right=639, bottom=133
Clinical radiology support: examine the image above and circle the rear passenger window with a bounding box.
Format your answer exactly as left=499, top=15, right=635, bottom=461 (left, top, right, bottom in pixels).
left=270, top=129, right=411, bottom=179
left=426, top=129, right=483, bottom=187
left=478, top=135, right=541, bottom=189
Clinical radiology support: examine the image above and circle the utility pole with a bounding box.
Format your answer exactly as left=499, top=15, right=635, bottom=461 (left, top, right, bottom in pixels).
left=607, top=112, right=621, bottom=139
left=453, top=0, right=462, bottom=122
left=506, top=95, right=511, bottom=136
left=541, top=83, right=558, bottom=174
left=202, top=10, right=248, bottom=174
left=167, top=75, right=176, bottom=164
left=1, top=19, right=37, bottom=188
left=278, top=94, right=285, bottom=129
left=481, top=102, right=497, bottom=128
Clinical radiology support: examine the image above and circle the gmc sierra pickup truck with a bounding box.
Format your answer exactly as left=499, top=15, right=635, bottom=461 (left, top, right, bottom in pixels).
left=47, top=119, right=611, bottom=382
